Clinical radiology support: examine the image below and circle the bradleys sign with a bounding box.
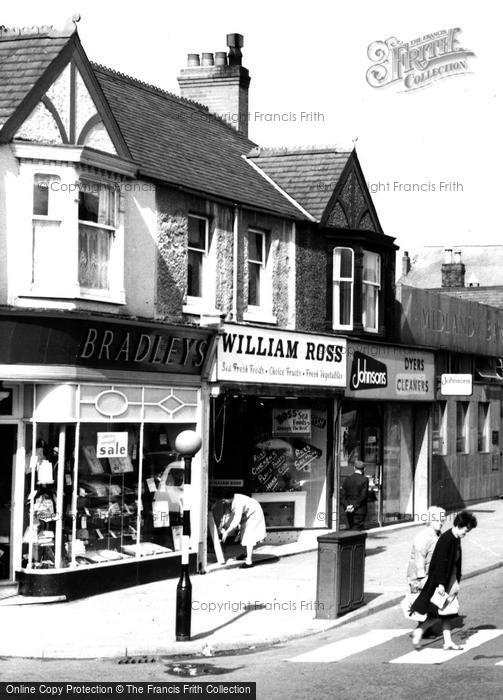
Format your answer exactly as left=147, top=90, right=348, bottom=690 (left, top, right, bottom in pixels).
left=215, top=324, right=347, bottom=387
left=345, top=342, right=434, bottom=401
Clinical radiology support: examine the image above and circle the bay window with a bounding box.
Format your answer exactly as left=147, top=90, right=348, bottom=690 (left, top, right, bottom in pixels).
left=362, top=251, right=381, bottom=332
left=333, top=247, right=354, bottom=330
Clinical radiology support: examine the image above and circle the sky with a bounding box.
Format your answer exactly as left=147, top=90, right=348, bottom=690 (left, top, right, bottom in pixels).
left=2, top=1, right=499, bottom=258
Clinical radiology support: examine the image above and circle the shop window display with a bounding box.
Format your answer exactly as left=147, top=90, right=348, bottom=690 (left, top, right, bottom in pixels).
left=23, top=384, right=199, bottom=571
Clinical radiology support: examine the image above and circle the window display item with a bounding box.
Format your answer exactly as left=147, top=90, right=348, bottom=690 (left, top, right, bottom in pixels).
left=37, top=459, right=54, bottom=485
left=121, top=542, right=172, bottom=557
left=81, top=445, right=105, bottom=474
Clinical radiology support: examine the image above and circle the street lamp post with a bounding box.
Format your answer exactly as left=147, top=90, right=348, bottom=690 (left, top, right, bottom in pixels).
left=174, top=429, right=202, bottom=642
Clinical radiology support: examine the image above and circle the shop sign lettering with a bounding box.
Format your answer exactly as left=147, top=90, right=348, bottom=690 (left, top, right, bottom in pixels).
left=217, top=325, right=347, bottom=387
left=97, top=432, right=128, bottom=458
left=350, top=353, right=388, bottom=390
left=79, top=327, right=208, bottom=369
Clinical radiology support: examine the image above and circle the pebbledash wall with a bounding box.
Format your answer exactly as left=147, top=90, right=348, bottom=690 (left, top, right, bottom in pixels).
left=155, top=186, right=295, bottom=326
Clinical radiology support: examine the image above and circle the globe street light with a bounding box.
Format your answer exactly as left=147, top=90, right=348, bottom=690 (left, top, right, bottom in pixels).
left=174, top=429, right=202, bottom=642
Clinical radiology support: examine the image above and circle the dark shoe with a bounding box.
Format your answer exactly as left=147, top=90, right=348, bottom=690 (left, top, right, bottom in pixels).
left=236, top=554, right=246, bottom=561
left=241, top=562, right=254, bottom=568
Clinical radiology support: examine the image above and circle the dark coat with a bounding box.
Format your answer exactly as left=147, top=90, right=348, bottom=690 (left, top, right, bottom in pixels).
left=410, top=528, right=462, bottom=615
left=341, top=472, right=369, bottom=513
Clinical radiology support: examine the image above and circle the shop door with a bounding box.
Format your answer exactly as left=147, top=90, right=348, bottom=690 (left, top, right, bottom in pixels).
left=0, top=425, right=16, bottom=580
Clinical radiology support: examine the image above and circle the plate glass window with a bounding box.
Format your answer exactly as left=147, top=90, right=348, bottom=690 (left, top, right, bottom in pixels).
left=248, top=230, right=265, bottom=307
left=187, top=215, right=208, bottom=298
left=78, top=181, right=116, bottom=290
left=362, top=251, right=381, bottom=332
left=333, top=247, right=354, bottom=329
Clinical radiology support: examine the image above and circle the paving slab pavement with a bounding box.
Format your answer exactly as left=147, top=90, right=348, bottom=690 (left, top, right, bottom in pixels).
left=0, top=500, right=501, bottom=659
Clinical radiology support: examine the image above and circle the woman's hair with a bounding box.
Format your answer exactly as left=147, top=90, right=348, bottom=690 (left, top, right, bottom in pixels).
left=453, top=510, right=478, bottom=530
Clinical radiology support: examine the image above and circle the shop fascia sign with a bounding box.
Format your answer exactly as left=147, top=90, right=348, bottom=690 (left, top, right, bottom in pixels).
left=440, top=373, right=473, bottom=396
left=345, top=342, right=435, bottom=400
left=215, top=324, right=347, bottom=387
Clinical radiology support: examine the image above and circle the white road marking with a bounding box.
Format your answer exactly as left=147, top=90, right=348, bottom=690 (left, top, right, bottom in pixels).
left=288, top=629, right=411, bottom=663
left=496, top=660, right=503, bottom=666
left=389, top=629, right=503, bottom=665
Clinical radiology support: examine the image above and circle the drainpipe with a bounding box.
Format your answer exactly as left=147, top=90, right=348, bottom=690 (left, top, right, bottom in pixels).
left=232, top=205, right=239, bottom=320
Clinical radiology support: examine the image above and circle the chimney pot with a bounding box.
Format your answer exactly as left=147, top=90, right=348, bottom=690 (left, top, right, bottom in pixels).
left=227, top=32, right=244, bottom=66
left=444, top=248, right=453, bottom=264
left=187, top=53, right=200, bottom=67
left=454, top=249, right=462, bottom=264
left=215, top=51, right=227, bottom=66
left=201, top=52, right=215, bottom=66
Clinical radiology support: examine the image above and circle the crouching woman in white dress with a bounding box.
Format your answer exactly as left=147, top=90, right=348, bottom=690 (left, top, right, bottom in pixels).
left=219, top=494, right=267, bottom=567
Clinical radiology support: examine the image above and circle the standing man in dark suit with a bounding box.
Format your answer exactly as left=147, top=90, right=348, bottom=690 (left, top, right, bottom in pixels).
left=341, top=460, right=369, bottom=530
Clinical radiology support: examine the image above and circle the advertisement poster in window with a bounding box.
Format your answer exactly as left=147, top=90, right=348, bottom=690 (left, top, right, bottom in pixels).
left=272, top=408, right=311, bottom=436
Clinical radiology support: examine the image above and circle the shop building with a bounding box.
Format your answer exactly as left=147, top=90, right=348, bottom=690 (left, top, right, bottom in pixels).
left=397, top=283, right=503, bottom=510
left=339, top=339, right=435, bottom=527
left=208, top=324, right=346, bottom=539
left=0, top=310, right=213, bottom=597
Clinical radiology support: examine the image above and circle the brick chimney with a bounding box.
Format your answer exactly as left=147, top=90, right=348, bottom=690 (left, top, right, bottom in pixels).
left=177, top=33, right=250, bottom=137
left=441, top=248, right=465, bottom=287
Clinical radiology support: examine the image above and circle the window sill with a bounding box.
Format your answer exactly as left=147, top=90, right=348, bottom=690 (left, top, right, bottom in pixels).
left=243, top=310, right=277, bottom=325
left=19, top=287, right=126, bottom=305
left=183, top=303, right=223, bottom=317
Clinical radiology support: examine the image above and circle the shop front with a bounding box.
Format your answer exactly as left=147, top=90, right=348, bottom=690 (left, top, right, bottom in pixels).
left=0, top=310, right=213, bottom=598
left=340, top=341, right=435, bottom=528
left=208, top=324, right=347, bottom=537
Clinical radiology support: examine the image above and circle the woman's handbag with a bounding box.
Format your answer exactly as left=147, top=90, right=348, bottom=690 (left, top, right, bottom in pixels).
left=438, top=594, right=460, bottom=616
left=400, top=592, right=427, bottom=622
left=430, top=586, right=448, bottom=609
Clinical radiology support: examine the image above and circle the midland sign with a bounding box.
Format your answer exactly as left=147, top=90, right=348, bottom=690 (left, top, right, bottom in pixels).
left=215, top=325, right=347, bottom=387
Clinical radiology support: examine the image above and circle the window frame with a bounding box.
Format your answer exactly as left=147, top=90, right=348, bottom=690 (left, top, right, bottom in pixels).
left=186, top=213, right=209, bottom=302
left=77, top=179, right=118, bottom=292
left=456, top=401, right=470, bottom=454
left=433, top=401, right=448, bottom=455
left=477, top=401, right=490, bottom=453
left=247, top=228, right=266, bottom=309
left=362, top=250, right=381, bottom=333
left=31, top=173, right=63, bottom=287
left=332, top=246, right=354, bottom=331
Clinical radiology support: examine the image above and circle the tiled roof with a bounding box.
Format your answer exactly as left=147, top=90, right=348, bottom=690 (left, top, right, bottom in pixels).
left=435, top=287, right=503, bottom=309
left=0, top=26, right=72, bottom=129
left=93, top=65, right=307, bottom=220
left=400, top=246, right=503, bottom=288
left=247, top=148, right=352, bottom=220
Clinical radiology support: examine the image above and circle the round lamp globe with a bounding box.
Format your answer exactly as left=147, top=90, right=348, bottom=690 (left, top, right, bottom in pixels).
left=175, top=430, right=202, bottom=457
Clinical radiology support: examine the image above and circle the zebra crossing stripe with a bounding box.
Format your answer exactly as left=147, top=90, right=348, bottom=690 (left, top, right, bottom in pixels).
left=389, top=629, right=503, bottom=665
left=288, top=629, right=411, bottom=663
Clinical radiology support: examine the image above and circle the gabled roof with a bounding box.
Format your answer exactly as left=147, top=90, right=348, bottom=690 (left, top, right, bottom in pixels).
left=92, top=65, right=305, bottom=219
left=0, top=25, right=73, bottom=130
left=400, top=246, right=503, bottom=288
left=247, top=147, right=352, bottom=221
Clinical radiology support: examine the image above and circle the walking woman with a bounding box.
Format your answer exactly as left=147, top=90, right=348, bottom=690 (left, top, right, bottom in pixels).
left=219, top=494, right=267, bottom=568
left=410, top=510, right=478, bottom=650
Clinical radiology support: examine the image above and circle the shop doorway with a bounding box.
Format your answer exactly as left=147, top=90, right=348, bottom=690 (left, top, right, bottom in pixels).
left=0, top=425, right=16, bottom=580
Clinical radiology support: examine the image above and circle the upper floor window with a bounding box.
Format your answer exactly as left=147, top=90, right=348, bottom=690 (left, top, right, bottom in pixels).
left=32, top=174, right=62, bottom=287
left=248, top=229, right=266, bottom=307
left=187, top=214, right=209, bottom=299
left=333, top=247, right=354, bottom=330
left=362, top=251, right=381, bottom=332
left=78, top=181, right=117, bottom=290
